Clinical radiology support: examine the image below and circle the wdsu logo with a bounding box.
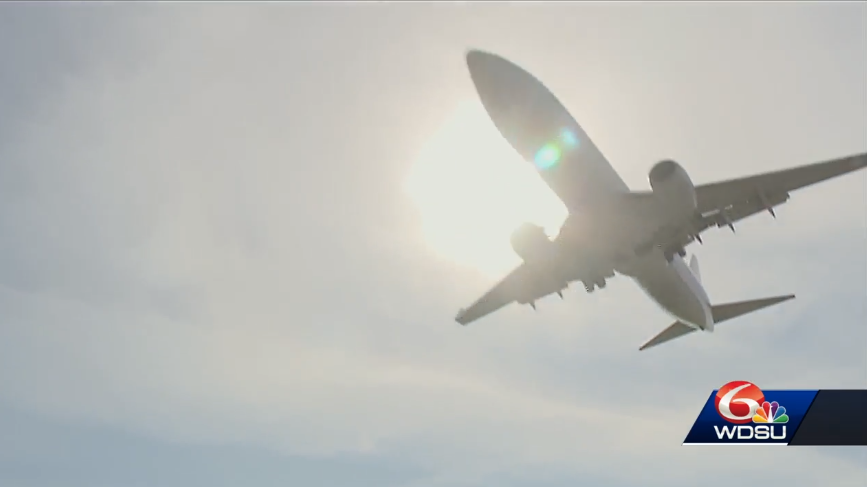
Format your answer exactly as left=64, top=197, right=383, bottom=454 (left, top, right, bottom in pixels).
left=682, top=381, right=816, bottom=445
left=713, top=381, right=788, bottom=440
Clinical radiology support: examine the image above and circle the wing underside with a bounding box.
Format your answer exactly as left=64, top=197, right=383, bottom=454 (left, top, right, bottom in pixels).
left=632, top=152, right=867, bottom=253
left=694, top=153, right=867, bottom=216
left=694, top=152, right=867, bottom=235
left=455, top=263, right=562, bottom=325
left=455, top=253, right=615, bottom=326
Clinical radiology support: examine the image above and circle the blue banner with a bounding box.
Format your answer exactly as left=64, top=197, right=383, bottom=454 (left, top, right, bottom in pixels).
left=684, top=382, right=867, bottom=445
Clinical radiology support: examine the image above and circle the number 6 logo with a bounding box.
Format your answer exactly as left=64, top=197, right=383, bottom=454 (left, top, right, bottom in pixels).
left=714, top=381, right=766, bottom=424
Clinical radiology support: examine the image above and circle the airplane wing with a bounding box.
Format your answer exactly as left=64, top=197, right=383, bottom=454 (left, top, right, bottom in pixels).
left=455, top=264, right=553, bottom=325
left=633, top=153, right=867, bottom=253
left=693, top=152, right=867, bottom=221
left=455, top=256, right=613, bottom=325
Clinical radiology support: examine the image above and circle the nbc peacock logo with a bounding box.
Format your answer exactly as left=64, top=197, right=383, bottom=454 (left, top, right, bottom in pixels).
left=712, top=381, right=788, bottom=441
left=752, top=400, right=789, bottom=424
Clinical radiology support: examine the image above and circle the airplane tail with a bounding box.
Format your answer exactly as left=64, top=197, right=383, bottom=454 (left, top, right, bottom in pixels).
left=639, top=294, right=795, bottom=351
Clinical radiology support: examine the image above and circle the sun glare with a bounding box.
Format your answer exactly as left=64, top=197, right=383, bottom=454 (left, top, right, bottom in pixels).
left=405, top=100, right=568, bottom=278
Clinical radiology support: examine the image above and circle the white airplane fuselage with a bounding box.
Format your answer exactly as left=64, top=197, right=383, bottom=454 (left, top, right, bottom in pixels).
left=553, top=202, right=714, bottom=331
left=617, top=246, right=713, bottom=331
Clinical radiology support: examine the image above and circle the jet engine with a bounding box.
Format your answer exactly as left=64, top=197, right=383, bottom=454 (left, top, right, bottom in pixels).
left=510, top=222, right=554, bottom=262
left=648, top=159, right=698, bottom=219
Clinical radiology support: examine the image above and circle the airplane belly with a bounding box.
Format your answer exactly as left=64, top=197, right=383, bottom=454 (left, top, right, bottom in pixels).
left=632, top=256, right=712, bottom=329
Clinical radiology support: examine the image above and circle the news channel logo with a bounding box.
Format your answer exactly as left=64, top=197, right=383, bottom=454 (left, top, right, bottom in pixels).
left=682, top=380, right=815, bottom=445
left=713, top=381, right=789, bottom=440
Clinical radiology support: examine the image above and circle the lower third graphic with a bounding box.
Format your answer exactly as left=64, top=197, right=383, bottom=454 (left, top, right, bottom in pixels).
left=683, top=381, right=867, bottom=446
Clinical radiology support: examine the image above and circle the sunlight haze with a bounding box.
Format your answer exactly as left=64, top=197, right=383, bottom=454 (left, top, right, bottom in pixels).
left=407, top=99, right=568, bottom=277
left=0, top=3, right=865, bottom=487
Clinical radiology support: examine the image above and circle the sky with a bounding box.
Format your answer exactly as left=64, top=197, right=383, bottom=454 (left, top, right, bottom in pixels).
left=0, top=3, right=865, bottom=487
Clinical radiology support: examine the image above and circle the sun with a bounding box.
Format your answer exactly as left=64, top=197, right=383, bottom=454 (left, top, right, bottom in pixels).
left=405, top=99, right=568, bottom=278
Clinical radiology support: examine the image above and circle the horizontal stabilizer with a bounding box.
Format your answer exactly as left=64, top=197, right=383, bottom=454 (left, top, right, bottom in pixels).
left=639, top=294, right=795, bottom=351
left=710, top=294, right=795, bottom=323
left=639, top=321, right=696, bottom=351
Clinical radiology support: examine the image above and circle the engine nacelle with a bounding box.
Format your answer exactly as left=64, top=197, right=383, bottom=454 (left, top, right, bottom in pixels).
left=510, top=222, right=553, bottom=262
left=648, top=159, right=697, bottom=219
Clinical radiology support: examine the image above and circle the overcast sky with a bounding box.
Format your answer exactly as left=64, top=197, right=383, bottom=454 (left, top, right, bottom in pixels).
left=0, top=3, right=865, bottom=487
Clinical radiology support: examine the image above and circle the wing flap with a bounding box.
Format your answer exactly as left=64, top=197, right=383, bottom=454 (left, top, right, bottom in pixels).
left=630, top=153, right=866, bottom=254
left=698, top=191, right=790, bottom=230
left=455, top=264, right=536, bottom=325
left=455, top=255, right=614, bottom=326
left=456, top=264, right=572, bottom=325
left=695, top=152, right=867, bottom=215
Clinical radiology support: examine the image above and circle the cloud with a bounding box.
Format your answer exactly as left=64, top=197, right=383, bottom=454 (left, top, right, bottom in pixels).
left=0, top=3, right=865, bottom=487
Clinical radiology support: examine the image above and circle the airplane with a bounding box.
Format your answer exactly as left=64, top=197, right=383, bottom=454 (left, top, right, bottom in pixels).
left=454, top=49, right=867, bottom=351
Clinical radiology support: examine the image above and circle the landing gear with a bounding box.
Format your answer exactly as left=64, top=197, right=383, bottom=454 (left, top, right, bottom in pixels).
left=663, top=245, right=686, bottom=263
left=583, top=278, right=607, bottom=293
